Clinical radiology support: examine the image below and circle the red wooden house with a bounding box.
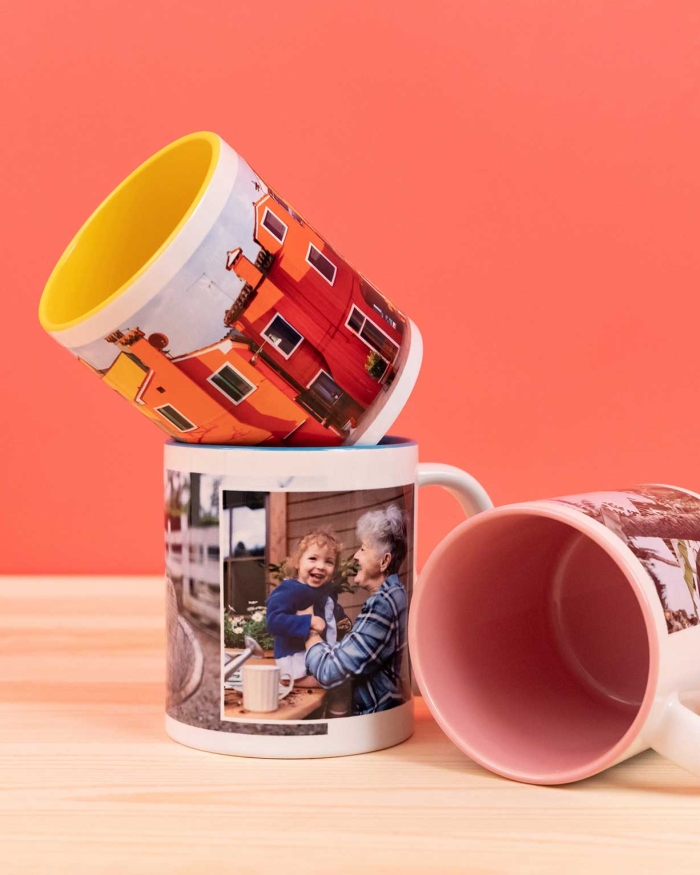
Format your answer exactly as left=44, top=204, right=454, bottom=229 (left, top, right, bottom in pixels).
left=223, top=190, right=406, bottom=434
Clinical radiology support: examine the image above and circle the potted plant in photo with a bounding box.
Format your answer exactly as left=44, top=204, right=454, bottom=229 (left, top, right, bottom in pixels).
left=364, top=350, right=388, bottom=381
left=224, top=602, right=275, bottom=654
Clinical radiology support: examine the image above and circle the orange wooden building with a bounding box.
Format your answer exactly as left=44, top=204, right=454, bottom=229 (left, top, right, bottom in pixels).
left=96, top=328, right=338, bottom=445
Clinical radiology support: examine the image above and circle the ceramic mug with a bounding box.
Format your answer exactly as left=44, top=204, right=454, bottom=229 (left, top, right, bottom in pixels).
left=242, top=665, right=294, bottom=713
left=164, top=436, right=492, bottom=758
left=410, top=484, right=700, bottom=784
left=38, top=131, right=422, bottom=447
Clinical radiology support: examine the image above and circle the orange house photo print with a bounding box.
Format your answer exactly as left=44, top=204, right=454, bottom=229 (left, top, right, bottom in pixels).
left=68, top=155, right=414, bottom=446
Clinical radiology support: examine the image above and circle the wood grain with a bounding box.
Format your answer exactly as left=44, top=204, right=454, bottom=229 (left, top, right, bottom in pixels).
left=2, top=576, right=700, bottom=874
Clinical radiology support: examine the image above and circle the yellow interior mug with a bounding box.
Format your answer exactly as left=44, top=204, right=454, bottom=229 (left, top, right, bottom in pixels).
left=39, top=132, right=422, bottom=446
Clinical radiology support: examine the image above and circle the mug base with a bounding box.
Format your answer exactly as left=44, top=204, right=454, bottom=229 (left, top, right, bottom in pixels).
left=164, top=700, right=414, bottom=759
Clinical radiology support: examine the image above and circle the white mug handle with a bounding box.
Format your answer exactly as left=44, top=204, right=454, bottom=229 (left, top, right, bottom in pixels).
left=416, top=462, right=493, bottom=518
left=648, top=692, right=700, bottom=775
left=279, top=673, right=294, bottom=701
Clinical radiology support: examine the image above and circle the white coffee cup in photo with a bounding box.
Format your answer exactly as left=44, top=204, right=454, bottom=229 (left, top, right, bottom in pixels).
left=242, top=665, right=293, bottom=713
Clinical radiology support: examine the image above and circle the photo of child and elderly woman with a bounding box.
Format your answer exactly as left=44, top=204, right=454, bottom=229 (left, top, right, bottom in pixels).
left=222, top=486, right=414, bottom=722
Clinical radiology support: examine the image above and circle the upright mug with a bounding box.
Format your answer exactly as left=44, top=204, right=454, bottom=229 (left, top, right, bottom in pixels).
left=164, top=436, right=492, bottom=758
left=38, top=132, right=422, bottom=447
left=410, top=484, right=700, bottom=784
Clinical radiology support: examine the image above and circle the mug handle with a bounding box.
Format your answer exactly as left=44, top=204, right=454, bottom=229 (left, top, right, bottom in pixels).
left=279, top=673, right=294, bottom=701
left=648, top=692, right=700, bottom=775
left=416, top=462, right=493, bottom=518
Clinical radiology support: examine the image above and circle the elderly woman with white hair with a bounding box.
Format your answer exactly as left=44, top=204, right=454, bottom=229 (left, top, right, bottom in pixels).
left=304, top=505, right=410, bottom=715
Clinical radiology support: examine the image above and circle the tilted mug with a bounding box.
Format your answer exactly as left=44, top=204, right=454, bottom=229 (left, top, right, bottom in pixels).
left=38, top=132, right=422, bottom=447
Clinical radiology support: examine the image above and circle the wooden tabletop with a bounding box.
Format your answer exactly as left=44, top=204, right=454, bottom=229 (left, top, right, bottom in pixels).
left=2, top=576, right=700, bottom=874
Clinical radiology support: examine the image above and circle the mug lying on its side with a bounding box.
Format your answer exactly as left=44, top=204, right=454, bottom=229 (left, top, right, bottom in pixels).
left=38, top=132, right=422, bottom=447
left=410, top=484, right=700, bottom=784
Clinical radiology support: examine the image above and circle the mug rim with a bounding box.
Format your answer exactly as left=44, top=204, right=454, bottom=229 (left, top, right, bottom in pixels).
left=410, top=500, right=663, bottom=785
left=164, top=433, right=420, bottom=489
left=165, top=435, right=417, bottom=453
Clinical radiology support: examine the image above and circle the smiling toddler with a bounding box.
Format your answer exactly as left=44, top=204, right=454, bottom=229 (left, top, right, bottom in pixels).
left=265, top=530, right=351, bottom=681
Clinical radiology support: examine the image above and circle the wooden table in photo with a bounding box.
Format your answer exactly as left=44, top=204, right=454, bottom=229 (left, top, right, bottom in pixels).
left=3, top=576, right=700, bottom=875
left=223, top=650, right=326, bottom=720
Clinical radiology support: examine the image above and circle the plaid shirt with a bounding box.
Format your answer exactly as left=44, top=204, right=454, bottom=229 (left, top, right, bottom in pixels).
left=305, top=574, right=410, bottom=715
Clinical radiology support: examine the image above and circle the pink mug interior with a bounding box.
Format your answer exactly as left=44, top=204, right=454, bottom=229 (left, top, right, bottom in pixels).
left=411, top=508, right=658, bottom=784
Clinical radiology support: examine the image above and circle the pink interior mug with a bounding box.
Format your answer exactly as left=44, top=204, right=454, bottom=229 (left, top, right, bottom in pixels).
left=410, top=484, right=700, bottom=784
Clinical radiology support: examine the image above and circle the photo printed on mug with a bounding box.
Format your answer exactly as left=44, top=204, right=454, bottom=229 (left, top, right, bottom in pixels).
left=552, top=485, right=700, bottom=634
left=165, top=470, right=414, bottom=738
left=63, top=153, right=412, bottom=447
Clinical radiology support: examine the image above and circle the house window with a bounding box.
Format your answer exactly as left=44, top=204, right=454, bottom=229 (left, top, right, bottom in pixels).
left=346, top=306, right=399, bottom=364
left=306, top=244, right=336, bottom=285
left=308, top=370, right=343, bottom=405
left=360, top=277, right=401, bottom=331
left=262, top=313, right=303, bottom=359
left=347, top=307, right=364, bottom=334
left=269, top=189, right=304, bottom=223
left=372, top=303, right=398, bottom=330
left=155, top=404, right=196, bottom=432
left=208, top=364, right=256, bottom=405
left=262, top=207, right=287, bottom=243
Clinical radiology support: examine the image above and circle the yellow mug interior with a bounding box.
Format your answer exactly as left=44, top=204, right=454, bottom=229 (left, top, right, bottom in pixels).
left=39, top=131, right=220, bottom=332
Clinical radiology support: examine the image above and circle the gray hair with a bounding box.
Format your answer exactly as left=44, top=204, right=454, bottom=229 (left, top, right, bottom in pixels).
left=356, top=505, right=408, bottom=576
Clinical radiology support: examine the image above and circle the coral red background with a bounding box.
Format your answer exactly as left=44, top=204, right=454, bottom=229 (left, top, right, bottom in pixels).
left=2, top=1, right=699, bottom=573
